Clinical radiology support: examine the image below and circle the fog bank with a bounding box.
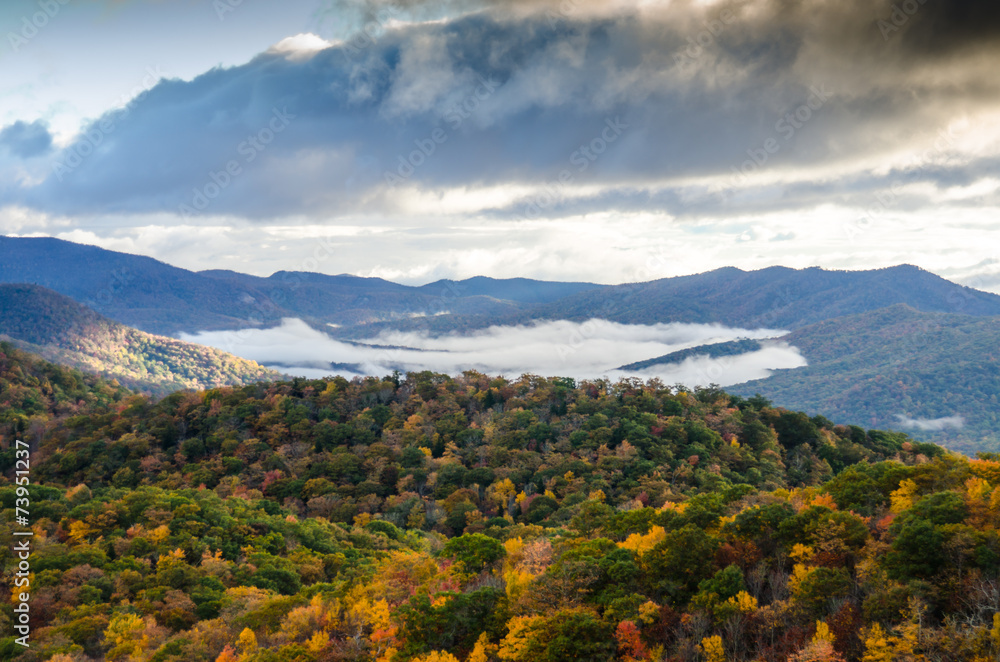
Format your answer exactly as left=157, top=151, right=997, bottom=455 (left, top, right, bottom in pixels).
left=181, top=317, right=806, bottom=387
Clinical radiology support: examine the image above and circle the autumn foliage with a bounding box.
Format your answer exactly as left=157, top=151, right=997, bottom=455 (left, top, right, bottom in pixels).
left=0, top=346, right=998, bottom=660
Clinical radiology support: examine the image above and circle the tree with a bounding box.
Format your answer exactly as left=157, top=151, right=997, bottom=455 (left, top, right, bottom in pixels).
left=887, top=517, right=944, bottom=580
left=104, top=613, right=145, bottom=660
left=616, top=620, right=648, bottom=662
left=645, top=524, right=720, bottom=601
left=442, top=533, right=506, bottom=574
left=540, top=609, right=617, bottom=662
left=699, top=635, right=725, bottom=662
left=396, top=588, right=506, bottom=659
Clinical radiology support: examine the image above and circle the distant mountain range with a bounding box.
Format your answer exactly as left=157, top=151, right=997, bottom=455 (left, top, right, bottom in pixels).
left=0, top=283, right=280, bottom=395
left=6, top=237, right=998, bottom=337
left=532, top=263, right=1000, bottom=327
left=0, top=237, right=597, bottom=336
left=2, top=235, right=999, bottom=451
left=326, top=263, right=1000, bottom=339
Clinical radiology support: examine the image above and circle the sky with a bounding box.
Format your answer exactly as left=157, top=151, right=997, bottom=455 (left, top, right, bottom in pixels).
left=1, top=0, right=999, bottom=291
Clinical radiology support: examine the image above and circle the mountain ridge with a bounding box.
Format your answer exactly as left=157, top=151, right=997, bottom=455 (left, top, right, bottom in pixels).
left=323, top=263, right=1000, bottom=338
left=0, top=283, right=281, bottom=396
left=6, top=237, right=998, bottom=339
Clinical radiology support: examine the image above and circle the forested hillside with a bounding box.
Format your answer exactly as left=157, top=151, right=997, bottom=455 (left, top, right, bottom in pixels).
left=732, top=305, right=1000, bottom=453
left=617, top=339, right=765, bottom=372
left=0, top=343, right=133, bottom=439
left=2, top=348, right=1000, bottom=661
left=0, top=285, right=281, bottom=395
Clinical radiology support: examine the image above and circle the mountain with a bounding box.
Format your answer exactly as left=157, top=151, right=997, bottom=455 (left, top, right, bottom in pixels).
left=324, top=264, right=1000, bottom=338
left=0, top=237, right=588, bottom=335
left=6, top=237, right=1000, bottom=449
left=417, top=276, right=601, bottom=303
left=195, top=269, right=529, bottom=328
left=494, top=264, right=1000, bottom=329
left=0, top=283, right=281, bottom=395
left=617, top=338, right=765, bottom=371
left=6, top=237, right=999, bottom=340
left=0, top=236, right=280, bottom=334
left=721, top=304, right=1000, bottom=453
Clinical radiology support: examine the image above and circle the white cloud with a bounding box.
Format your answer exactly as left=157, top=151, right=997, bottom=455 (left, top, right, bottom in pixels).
left=9, top=209, right=996, bottom=293
left=180, top=317, right=805, bottom=387
left=895, top=415, right=966, bottom=431
left=267, top=33, right=335, bottom=60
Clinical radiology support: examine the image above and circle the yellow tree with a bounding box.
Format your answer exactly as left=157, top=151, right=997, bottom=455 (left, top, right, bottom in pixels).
left=861, top=624, right=894, bottom=662
left=236, top=627, right=258, bottom=660
left=413, top=652, right=461, bottom=662
left=104, top=613, right=146, bottom=660
left=468, top=633, right=497, bottom=662
left=890, top=479, right=920, bottom=513
left=498, top=616, right=543, bottom=661
left=699, top=635, right=725, bottom=662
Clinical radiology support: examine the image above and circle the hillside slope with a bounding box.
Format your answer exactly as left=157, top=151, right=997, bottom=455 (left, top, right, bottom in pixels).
left=0, top=284, right=281, bottom=395
left=617, top=338, right=765, bottom=371
left=7, top=349, right=1000, bottom=661
left=730, top=304, right=1000, bottom=453
left=0, top=341, right=133, bottom=429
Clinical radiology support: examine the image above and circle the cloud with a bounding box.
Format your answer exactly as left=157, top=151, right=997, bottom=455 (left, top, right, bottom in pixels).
left=895, top=414, right=966, bottom=431
left=623, top=343, right=809, bottom=388
left=267, top=33, right=336, bottom=60
left=180, top=316, right=804, bottom=386
left=4, top=0, right=999, bottom=222
left=0, top=121, right=53, bottom=159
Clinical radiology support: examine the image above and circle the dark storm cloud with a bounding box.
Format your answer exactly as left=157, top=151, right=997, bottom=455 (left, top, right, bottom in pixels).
left=0, top=120, right=53, bottom=159
left=899, top=0, right=1000, bottom=54
left=6, top=0, right=1000, bottom=220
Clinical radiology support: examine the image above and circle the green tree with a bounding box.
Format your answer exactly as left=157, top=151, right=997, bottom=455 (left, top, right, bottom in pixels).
left=442, top=533, right=506, bottom=574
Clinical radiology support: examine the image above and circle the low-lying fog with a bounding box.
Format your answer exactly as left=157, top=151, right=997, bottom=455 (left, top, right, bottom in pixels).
left=180, top=318, right=807, bottom=388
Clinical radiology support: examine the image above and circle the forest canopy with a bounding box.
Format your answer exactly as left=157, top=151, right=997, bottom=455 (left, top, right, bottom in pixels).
left=0, top=343, right=997, bottom=661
